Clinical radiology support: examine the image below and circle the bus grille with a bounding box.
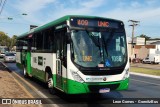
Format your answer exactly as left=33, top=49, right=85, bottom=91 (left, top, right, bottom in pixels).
left=82, top=69, right=124, bottom=75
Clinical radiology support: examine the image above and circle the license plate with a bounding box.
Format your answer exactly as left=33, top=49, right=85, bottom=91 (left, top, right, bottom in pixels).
left=99, top=88, right=110, bottom=93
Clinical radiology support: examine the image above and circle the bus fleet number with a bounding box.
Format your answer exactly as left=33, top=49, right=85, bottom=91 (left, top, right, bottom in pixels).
left=77, top=20, right=88, bottom=26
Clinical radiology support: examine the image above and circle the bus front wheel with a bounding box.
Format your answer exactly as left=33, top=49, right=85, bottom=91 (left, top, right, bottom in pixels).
left=47, top=73, right=55, bottom=94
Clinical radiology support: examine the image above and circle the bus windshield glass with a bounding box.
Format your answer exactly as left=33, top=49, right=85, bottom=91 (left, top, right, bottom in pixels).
left=71, top=29, right=127, bottom=68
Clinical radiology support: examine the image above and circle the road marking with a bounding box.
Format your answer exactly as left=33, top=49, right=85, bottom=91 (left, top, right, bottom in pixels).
left=131, top=79, right=160, bottom=86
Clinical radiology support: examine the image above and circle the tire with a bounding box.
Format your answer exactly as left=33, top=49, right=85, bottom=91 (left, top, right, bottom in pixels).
left=23, top=66, right=28, bottom=78
left=47, top=73, right=55, bottom=94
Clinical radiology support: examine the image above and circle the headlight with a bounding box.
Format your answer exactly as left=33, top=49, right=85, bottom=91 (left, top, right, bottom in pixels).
left=70, top=70, right=84, bottom=83
left=123, top=68, right=129, bottom=80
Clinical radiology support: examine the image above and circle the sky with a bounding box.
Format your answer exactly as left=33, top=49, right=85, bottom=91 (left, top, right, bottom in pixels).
left=0, top=0, right=160, bottom=38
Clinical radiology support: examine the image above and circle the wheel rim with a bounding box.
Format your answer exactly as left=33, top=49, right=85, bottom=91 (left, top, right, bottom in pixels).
left=48, top=78, right=53, bottom=88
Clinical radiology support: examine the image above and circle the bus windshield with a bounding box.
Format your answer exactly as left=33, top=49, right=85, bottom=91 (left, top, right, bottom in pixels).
left=71, top=29, right=127, bottom=68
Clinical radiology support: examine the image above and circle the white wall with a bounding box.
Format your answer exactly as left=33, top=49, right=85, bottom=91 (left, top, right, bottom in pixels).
left=155, top=45, right=160, bottom=54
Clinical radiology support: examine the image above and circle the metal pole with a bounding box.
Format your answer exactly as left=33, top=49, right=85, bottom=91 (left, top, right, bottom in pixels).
left=128, top=20, right=140, bottom=60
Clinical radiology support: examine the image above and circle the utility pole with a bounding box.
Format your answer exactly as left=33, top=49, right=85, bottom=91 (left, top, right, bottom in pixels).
left=128, top=20, right=140, bottom=59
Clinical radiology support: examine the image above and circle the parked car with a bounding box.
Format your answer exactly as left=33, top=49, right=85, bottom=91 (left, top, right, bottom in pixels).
left=132, top=58, right=142, bottom=63
left=4, top=53, right=16, bottom=62
left=0, top=46, right=9, bottom=58
left=0, top=52, right=5, bottom=58
left=11, top=51, right=16, bottom=56
left=142, top=55, right=160, bottom=64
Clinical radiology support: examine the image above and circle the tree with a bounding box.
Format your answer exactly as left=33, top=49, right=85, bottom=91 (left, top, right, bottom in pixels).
left=0, top=31, right=9, bottom=46
left=139, top=34, right=150, bottom=40
left=139, top=34, right=151, bottom=44
left=12, top=35, right=17, bottom=45
left=10, top=35, right=17, bottom=51
left=0, top=31, right=18, bottom=51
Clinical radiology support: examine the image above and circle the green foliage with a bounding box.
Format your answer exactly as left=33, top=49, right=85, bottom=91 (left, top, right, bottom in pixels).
left=0, top=31, right=9, bottom=46
left=11, top=35, right=17, bottom=48
left=0, top=31, right=17, bottom=50
left=130, top=67, right=160, bottom=76
left=149, top=38, right=160, bottom=40
left=139, top=34, right=151, bottom=40
left=138, top=34, right=151, bottom=44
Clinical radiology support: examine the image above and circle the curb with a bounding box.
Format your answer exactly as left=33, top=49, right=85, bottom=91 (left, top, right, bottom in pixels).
left=130, top=72, right=160, bottom=79
left=0, top=61, right=12, bottom=72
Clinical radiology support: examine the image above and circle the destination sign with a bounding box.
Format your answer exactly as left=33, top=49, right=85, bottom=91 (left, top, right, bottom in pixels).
left=70, top=17, right=120, bottom=28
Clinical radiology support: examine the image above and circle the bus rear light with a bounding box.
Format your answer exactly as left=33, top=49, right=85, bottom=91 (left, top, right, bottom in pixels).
left=70, top=70, right=84, bottom=83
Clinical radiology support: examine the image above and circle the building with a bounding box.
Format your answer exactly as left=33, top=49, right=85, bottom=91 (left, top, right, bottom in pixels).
left=150, top=41, right=160, bottom=54
left=146, top=39, right=160, bottom=45
left=133, top=37, right=145, bottom=45
left=128, top=37, right=145, bottom=59
left=128, top=37, right=160, bottom=60
left=134, top=45, right=155, bottom=59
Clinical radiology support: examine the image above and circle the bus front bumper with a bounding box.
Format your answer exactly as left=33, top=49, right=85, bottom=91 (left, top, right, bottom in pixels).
left=66, top=78, right=129, bottom=94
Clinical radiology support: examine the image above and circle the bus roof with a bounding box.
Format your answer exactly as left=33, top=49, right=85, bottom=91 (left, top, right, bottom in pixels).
left=17, top=15, right=123, bottom=39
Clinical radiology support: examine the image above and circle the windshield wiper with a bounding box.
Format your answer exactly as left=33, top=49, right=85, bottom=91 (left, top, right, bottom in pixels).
left=102, top=36, right=108, bottom=57
left=85, top=30, right=100, bottom=47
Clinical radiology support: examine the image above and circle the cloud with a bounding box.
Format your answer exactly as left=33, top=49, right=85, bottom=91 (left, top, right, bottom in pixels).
left=11, top=0, right=106, bottom=25
left=14, top=0, right=55, bottom=13
left=81, top=0, right=105, bottom=8
left=43, top=0, right=106, bottom=23
left=130, top=1, right=142, bottom=8
left=96, top=0, right=160, bottom=37
left=2, top=0, right=160, bottom=37
left=10, top=0, right=56, bottom=24
left=101, top=6, right=160, bottom=24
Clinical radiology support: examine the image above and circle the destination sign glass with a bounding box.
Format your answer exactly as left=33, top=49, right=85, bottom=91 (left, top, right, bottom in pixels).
left=70, top=17, right=120, bottom=28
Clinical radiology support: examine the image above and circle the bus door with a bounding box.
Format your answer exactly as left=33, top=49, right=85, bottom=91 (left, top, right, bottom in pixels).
left=25, top=38, right=32, bottom=75
left=55, top=30, right=67, bottom=90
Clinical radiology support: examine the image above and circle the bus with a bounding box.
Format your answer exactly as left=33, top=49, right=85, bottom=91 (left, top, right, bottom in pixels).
left=16, top=15, right=129, bottom=94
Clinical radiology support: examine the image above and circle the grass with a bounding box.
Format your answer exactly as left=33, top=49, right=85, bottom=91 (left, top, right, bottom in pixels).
left=130, top=67, right=160, bottom=76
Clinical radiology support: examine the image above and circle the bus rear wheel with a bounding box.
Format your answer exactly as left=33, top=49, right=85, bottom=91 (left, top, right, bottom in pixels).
left=23, top=66, right=28, bottom=78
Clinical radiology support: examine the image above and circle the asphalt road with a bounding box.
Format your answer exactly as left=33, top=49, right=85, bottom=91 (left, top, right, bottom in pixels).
left=3, top=62, right=160, bottom=107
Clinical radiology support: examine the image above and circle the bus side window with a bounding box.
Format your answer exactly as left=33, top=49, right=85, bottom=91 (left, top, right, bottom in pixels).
left=31, top=34, right=37, bottom=51
left=28, top=38, right=32, bottom=51
left=36, top=32, right=43, bottom=51
left=43, top=28, right=55, bottom=52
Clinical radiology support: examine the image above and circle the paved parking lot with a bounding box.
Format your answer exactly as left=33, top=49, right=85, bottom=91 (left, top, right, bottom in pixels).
left=131, top=63, right=160, bottom=70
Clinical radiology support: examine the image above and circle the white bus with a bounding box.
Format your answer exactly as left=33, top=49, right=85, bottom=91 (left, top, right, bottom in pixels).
left=16, top=15, right=129, bottom=94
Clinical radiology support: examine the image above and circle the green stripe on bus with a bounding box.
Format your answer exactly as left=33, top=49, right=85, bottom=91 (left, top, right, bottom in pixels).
left=52, top=76, right=129, bottom=94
